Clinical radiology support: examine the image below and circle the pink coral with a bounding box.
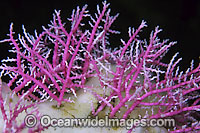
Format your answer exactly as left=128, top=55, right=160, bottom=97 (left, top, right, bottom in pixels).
left=0, top=80, right=46, bottom=132
left=90, top=21, right=200, bottom=132
left=0, top=1, right=200, bottom=132
left=0, top=1, right=118, bottom=106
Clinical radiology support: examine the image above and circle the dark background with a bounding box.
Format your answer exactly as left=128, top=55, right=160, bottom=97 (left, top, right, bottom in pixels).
left=0, top=0, right=199, bottom=71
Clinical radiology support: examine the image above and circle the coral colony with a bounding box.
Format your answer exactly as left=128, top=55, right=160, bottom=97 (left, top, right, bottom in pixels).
left=0, top=1, right=200, bottom=132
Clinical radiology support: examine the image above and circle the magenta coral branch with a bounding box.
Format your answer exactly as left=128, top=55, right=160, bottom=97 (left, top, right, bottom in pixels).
left=151, top=104, right=200, bottom=119
left=54, top=10, right=69, bottom=37
left=8, top=23, right=22, bottom=72
left=0, top=89, right=7, bottom=122
left=87, top=2, right=109, bottom=51
left=0, top=1, right=200, bottom=132
left=61, top=5, right=88, bottom=68
left=120, top=21, right=147, bottom=59
left=0, top=86, right=45, bottom=132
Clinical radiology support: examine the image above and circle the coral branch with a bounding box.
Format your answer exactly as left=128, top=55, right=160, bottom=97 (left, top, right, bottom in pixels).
left=0, top=1, right=200, bottom=132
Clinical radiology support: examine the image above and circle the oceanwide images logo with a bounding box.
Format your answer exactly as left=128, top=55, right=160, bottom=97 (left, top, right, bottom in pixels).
left=24, top=114, right=175, bottom=129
